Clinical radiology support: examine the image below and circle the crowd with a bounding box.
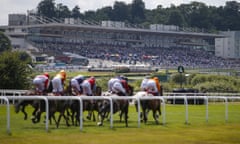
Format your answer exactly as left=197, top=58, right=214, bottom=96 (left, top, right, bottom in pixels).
left=32, top=41, right=240, bottom=69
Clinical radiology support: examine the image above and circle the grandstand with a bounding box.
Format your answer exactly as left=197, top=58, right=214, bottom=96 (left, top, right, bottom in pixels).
left=1, top=13, right=239, bottom=69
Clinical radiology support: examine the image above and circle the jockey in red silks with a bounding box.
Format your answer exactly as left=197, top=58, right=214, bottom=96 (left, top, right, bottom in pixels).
left=81, top=76, right=96, bottom=96
left=32, top=72, right=50, bottom=95
left=81, top=76, right=97, bottom=120
left=52, top=70, right=67, bottom=96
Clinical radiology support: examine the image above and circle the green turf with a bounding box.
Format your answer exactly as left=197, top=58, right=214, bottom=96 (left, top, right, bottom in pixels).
left=0, top=103, right=240, bottom=144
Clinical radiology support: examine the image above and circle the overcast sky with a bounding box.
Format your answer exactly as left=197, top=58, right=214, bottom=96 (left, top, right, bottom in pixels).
left=0, top=0, right=230, bottom=26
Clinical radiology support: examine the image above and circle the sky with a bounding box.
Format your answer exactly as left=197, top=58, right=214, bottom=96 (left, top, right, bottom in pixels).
left=0, top=0, right=231, bottom=26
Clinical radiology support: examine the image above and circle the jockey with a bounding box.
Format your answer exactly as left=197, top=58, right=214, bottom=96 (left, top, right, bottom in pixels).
left=70, top=74, right=85, bottom=95
left=153, top=77, right=161, bottom=95
left=81, top=76, right=96, bottom=96
left=52, top=70, right=67, bottom=96
left=140, top=75, right=150, bottom=91
left=81, top=76, right=97, bottom=120
left=107, top=76, right=121, bottom=92
left=146, top=77, right=161, bottom=96
left=111, top=76, right=129, bottom=96
left=32, top=72, right=50, bottom=95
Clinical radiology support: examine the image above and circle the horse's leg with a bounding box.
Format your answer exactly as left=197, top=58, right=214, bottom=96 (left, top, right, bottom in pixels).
left=75, top=111, right=80, bottom=126
left=56, top=113, right=62, bottom=128
left=50, top=112, right=58, bottom=126
left=124, top=103, right=129, bottom=127
left=152, top=109, right=159, bottom=124
left=21, top=104, right=28, bottom=120
left=32, top=110, right=41, bottom=123
left=141, top=101, right=148, bottom=124
left=70, top=102, right=77, bottom=126
left=158, top=102, right=161, bottom=116
left=119, top=110, right=123, bottom=122
left=135, top=103, right=138, bottom=112
left=97, top=111, right=105, bottom=126
left=92, top=111, right=96, bottom=122
left=30, top=106, right=39, bottom=120
left=62, top=112, right=70, bottom=127
left=152, top=100, right=160, bottom=124
left=71, top=110, right=76, bottom=126
left=97, top=105, right=108, bottom=126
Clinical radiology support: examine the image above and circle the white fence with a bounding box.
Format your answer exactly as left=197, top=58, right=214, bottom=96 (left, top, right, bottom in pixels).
left=0, top=93, right=240, bottom=134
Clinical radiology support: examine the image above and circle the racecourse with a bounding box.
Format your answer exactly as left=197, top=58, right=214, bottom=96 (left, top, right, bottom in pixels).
left=0, top=103, right=240, bottom=144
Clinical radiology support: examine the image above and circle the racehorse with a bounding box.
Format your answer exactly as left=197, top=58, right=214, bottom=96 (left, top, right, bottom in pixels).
left=97, top=84, right=134, bottom=127
left=133, top=86, right=163, bottom=124
left=14, top=90, right=40, bottom=120
left=69, top=86, right=102, bottom=126
left=31, top=83, right=72, bottom=128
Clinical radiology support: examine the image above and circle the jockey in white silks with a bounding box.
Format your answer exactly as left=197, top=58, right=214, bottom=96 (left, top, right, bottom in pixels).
left=145, top=79, right=158, bottom=96
left=32, top=72, right=50, bottom=95
left=140, top=76, right=151, bottom=91
left=107, top=77, right=121, bottom=92
left=52, top=70, right=67, bottom=96
left=70, top=75, right=85, bottom=95
left=108, top=76, right=129, bottom=96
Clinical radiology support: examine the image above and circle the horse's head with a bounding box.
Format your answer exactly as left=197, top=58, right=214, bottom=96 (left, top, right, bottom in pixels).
left=93, top=86, right=102, bottom=96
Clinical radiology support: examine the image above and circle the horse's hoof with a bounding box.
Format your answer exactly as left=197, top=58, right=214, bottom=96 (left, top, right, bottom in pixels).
left=97, top=122, right=103, bottom=126
left=86, top=115, right=91, bottom=120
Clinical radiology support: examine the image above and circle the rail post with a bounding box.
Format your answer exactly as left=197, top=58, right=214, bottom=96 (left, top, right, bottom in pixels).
left=6, top=96, right=49, bottom=132
left=0, top=97, right=10, bottom=134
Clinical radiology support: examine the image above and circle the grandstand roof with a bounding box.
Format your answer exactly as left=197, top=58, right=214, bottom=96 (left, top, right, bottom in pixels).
left=0, top=23, right=226, bottom=39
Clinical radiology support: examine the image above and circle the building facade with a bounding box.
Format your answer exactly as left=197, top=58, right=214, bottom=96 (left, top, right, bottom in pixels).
left=215, top=31, right=240, bottom=59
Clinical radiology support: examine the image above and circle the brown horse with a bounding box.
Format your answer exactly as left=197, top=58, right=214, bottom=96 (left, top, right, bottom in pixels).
left=134, top=86, right=163, bottom=124
left=14, top=90, right=40, bottom=120
left=97, top=84, right=134, bottom=127
left=68, top=86, right=102, bottom=126
left=31, top=87, right=72, bottom=128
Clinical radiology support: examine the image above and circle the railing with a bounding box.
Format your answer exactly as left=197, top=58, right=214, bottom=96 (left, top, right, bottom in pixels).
left=0, top=94, right=240, bottom=134
left=0, top=90, right=28, bottom=104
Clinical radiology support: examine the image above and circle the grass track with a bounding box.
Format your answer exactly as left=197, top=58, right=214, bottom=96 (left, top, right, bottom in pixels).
left=0, top=103, right=240, bottom=144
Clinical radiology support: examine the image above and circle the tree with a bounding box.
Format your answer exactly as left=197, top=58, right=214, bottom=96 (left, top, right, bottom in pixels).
left=167, top=10, right=185, bottom=26
left=131, top=0, right=146, bottom=23
left=112, top=1, right=130, bottom=21
left=56, top=3, right=71, bottom=18
left=95, top=6, right=113, bottom=21
left=37, top=0, right=56, bottom=18
left=71, top=5, right=83, bottom=19
left=84, top=10, right=97, bottom=20
left=222, top=1, right=240, bottom=30
left=0, top=51, right=32, bottom=89
left=0, top=31, right=11, bottom=53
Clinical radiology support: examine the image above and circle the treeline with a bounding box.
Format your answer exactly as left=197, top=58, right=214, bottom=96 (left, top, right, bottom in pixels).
left=36, top=0, right=240, bottom=31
